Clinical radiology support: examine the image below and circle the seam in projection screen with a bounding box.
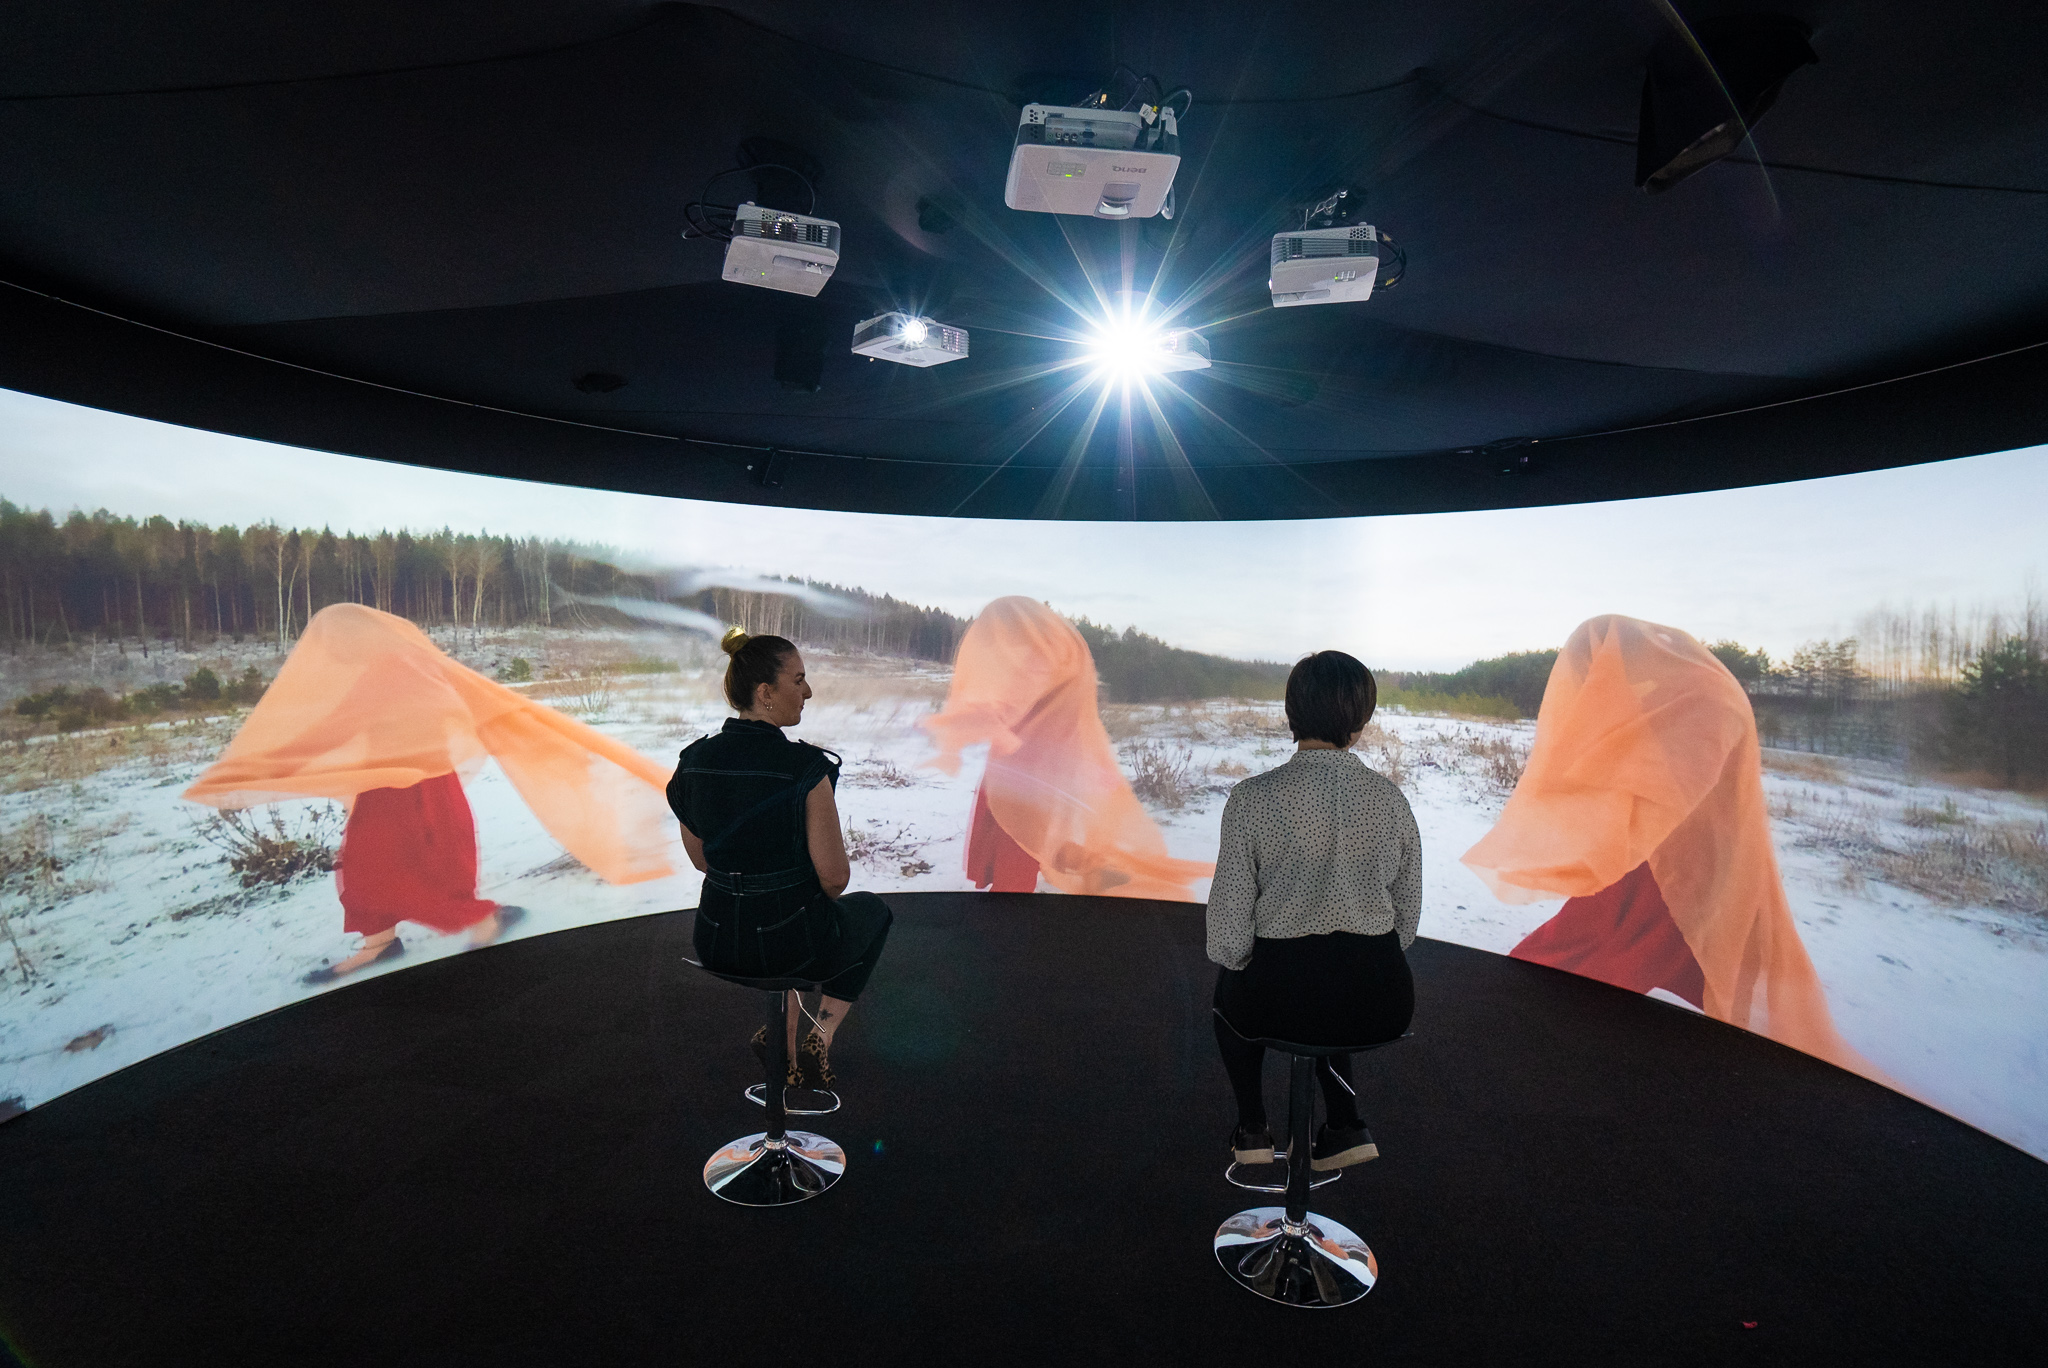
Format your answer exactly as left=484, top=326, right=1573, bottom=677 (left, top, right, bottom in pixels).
left=1, top=387, right=2045, bottom=1159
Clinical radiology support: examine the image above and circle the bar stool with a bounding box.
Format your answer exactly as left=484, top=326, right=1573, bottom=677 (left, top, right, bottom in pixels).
left=684, top=957, right=847, bottom=1207
left=1213, top=1011, right=1409, bottom=1308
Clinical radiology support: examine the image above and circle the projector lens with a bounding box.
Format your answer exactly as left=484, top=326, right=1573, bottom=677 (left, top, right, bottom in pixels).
left=902, top=318, right=930, bottom=345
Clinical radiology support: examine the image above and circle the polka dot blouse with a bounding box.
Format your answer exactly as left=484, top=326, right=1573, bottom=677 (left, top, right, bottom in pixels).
left=1205, top=748, right=1423, bottom=970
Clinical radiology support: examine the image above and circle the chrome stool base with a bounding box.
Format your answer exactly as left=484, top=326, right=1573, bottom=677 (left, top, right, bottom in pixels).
left=703, top=1131, right=846, bottom=1206
left=1214, top=1206, right=1378, bottom=1308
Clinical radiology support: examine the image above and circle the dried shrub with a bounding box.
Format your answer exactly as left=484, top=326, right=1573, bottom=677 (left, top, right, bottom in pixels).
left=521, top=852, right=593, bottom=880
left=1902, top=797, right=1966, bottom=828
left=198, top=807, right=340, bottom=888
left=1099, top=704, right=1152, bottom=743
left=567, top=666, right=615, bottom=722
left=1763, top=751, right=1845, bottom=785
left=1125, top=740, right=1202, bottom=809
left=1356, top=725, right=1410, bottom=789
left=1212, top=758, right=1250, bottom=778
left=1874, top=821, right=2048, bottom=916
left=0, top=814, right=62, bottom=986
left=844, top=758, right=916, bottom=789
left=1459, top=733, right=1529, bottom=797
left=844, top=820, right=928, bottom=871
left=0, top=814, right=63, bottom=895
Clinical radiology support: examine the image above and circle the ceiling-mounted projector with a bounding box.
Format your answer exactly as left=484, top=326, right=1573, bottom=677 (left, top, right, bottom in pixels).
left=721, top=202, right=840, bottom=296
left=1004, top=103, right=1180, bottom=219
left=851, top=313, right=969, bottom=367
left=1270, top=188, right=1403, bottom=307
left=1152, top=328, right=1210, bottom=372
left=1270, top=225, right=1381, bottom=307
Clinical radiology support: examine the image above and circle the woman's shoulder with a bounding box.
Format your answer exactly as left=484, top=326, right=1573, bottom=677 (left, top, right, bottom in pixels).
left=791, top=739, right=843, bottom=782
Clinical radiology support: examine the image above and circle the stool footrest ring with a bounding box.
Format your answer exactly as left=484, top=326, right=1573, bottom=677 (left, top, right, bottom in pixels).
left=745, top=1082, right=842, bottom=1115
left=1225, top=1154, right=1341, bottom=1193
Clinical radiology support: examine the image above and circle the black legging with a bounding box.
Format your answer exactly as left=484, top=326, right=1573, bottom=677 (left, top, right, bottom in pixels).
left=1214, top=1018, right=1364, bottom=1129
left=1212, top=929, right=1413, bottom=1131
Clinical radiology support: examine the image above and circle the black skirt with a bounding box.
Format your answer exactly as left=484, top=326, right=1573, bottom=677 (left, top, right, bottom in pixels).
left=1213, top=930, right=1413, bottom=1048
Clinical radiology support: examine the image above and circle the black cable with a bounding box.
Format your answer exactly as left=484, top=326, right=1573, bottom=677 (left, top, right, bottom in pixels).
left=681, top=163, right=817, bottom=242
left=1105, top=64, right=1159, bottom=111
left=1376, top=231, right=1405, bottom=291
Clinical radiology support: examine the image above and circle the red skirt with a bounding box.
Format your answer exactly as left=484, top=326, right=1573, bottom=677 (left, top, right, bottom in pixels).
left=966, top=781, right=1040, bottom=893
left=336, top=772, right=498, bottom=935
left=1509, top=861, right=1705, bottom=1007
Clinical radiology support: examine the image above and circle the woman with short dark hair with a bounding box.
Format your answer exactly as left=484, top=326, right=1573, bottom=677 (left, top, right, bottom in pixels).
left=668, top=629, right=893, bottom=1088
left=1206, top=650, right=1419, bottom=1170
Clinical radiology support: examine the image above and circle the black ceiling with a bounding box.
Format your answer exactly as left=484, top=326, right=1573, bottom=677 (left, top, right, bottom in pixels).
left=3, top=1, right=2045, bottom=519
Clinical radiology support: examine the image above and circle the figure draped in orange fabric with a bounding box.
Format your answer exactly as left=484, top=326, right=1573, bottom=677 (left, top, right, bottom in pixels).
left=923, top=596, right=1211, bottom=900
left=1461, top=614, right=1875, bottom=1079
left=184, top=604, right=677, bottom=983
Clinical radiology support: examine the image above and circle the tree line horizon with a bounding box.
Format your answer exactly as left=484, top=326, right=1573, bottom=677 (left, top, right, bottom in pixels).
left=3, top=497, right=2040, bottom=784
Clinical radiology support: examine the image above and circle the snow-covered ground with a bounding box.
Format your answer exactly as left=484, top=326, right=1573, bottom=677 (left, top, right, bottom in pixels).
left=4, top=656, right=2044, bottom=1163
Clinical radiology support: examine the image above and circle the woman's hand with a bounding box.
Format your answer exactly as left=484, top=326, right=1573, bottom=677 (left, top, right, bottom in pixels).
left=806, top=777, right=852, bottom=898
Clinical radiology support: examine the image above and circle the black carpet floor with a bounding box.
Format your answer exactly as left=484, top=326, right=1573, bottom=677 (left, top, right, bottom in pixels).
left=2, top=892, right=2045, bottom=1367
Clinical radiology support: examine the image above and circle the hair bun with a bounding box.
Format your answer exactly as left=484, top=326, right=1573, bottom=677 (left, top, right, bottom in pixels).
left=719, top=626, right=751, bottom=656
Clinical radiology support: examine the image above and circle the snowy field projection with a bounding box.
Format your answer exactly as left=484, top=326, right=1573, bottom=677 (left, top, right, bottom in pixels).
left=1, top=387, right=2044, bottom=1161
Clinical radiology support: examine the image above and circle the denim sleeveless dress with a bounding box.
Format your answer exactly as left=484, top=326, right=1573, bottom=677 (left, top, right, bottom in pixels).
left=667, top=718, right=891, bottom=999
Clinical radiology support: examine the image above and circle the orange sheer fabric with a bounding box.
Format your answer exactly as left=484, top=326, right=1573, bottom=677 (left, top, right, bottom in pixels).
left=184, top=604, right=675, bottom=885
left=1461, top=615, right=1876, bottom=1078
left=923, top=596, right=1212, bottom=900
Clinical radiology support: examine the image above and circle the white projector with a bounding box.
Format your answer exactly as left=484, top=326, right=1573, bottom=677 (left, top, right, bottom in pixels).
left=1004, top=104, right=1180, bottom=219
left=721, top=202, right=840, bottom=296
left=1152, top=328, right=1211, bottom=372
left=1269, top=224, right=1380, bottom=307
left=851, top=313, right=970, bottom=367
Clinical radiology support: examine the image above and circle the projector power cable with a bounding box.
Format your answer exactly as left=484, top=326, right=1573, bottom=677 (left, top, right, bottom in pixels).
left=682, top=164, right=819, bottom=243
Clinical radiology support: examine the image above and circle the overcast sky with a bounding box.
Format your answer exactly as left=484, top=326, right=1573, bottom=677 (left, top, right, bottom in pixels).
left=3, top=386, right=2043, bottom=669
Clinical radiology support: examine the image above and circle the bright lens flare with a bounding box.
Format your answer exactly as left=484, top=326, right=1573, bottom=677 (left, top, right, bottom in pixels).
left=1085, top=314, right=1170, bottom=379
left=900, top=317, right=930, bottom=346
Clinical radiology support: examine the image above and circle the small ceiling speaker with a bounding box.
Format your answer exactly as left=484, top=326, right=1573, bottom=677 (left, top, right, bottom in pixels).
left=1635, top=14, right=1816, bottom=194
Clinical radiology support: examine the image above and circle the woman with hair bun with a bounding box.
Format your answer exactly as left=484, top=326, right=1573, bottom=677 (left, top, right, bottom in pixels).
left=667, top=628, right=893, bottom=1088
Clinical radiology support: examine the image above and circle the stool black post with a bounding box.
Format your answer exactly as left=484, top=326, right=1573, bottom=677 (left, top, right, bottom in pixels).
left=1214, top=1012, right=1407, bottom=1308
left=686, top=960, right=847, bottom=1207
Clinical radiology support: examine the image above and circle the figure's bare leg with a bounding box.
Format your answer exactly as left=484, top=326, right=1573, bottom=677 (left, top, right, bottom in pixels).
left=815, top=995, right=853, bottom=1049
left=325, top=929, right=397, bottom=976
left=468, top=910, right=505, bottom=947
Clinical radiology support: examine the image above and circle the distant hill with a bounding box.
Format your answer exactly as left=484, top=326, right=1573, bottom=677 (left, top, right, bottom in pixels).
left=1072, top=620, right=1290, bottom=703
left=1381, top=650, right=1559, bottom=719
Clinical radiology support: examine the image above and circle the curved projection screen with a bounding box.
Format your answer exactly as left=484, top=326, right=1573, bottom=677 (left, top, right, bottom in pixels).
left=2, top=386, right=2044, bottom=1162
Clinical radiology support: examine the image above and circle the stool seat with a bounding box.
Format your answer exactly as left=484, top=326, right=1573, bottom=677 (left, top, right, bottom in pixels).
left=681, top=952, right=845, bottom=1206
left=1215, top=1010, right=1412, bottom=1058
left=681, top=957, right=825, bottom=994
left=1211, top=1009, right=1411, bottom=1308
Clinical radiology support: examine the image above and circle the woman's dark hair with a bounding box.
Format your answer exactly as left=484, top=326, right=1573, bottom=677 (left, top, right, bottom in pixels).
left=721, top=629, right=797, bottom=712
left=1284, top=650, right=1376, bottom=747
